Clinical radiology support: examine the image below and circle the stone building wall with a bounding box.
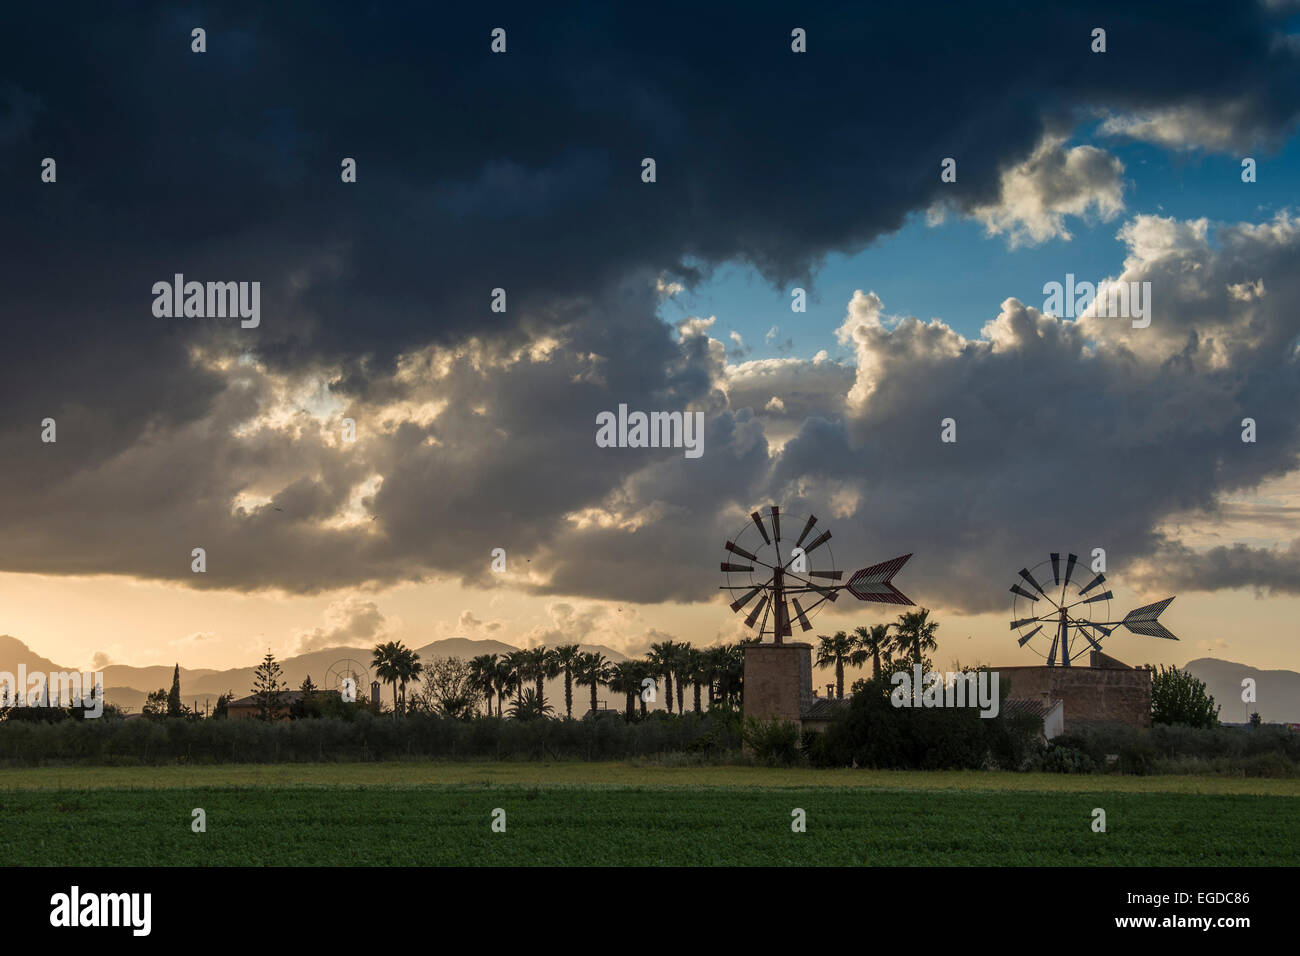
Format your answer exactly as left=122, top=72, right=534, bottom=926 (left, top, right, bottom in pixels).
left=743, top=642, right=813, bottom=724
left=996, top=658, right=1151, bottom=731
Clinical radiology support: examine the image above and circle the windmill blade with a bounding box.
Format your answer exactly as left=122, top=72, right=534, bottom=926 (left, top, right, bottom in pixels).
left=1063, top=553, right=1079, bottom=588
left=791, top=597, right=813, bottom=632
left=801, top=583, right=840, bottom=601
left=729, top=585, right=763, bottom=613
left=749, top=512, right=771, bottom=545
left=1018, top=567, right=1048, bottom=597
left=1082, top=590, right=1113, bottom=605
left=744, top=596, right=768, bottom=629
left=1016, top=624, right=1043, bottom=646
left=803, top=529, right=832, bottom=555
left=845, top=554, right=914, bottom=605
left=720, top=562, right=754, bottom=573
left=1078, top=620, right=1113, bottom=638
left=794, top=515, right=818, bottom=549
left=808, top=570, right=843, bottom=580
left=769, top=505, right=782, bottom=544
left=725, top=541, right=760, bottom=562
left=1010, top=584, right=1040, bottom=602
left=1010, top=616, right=1041, bottom=630
left=1046, top=629, right=1061, bottom=664
left=1078, top=627, right=1104, bottom=652
left=1122, top=597, right=1179, bottom=640
left=1079, top=572, right=1106, bottom=595
left=1050, top=553, right=1061, bottom=585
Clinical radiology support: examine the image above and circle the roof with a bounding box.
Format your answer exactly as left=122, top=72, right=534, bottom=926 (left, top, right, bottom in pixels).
left=801, top=697, right=851, bottom=721
left=1001, top=697, right=1061, bottom=720
left=228, top=689, right=340, bottom=708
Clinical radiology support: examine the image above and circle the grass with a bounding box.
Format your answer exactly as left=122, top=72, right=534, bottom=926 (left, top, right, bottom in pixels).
left=4, top=784, right=1296, bottom=866
left=2, top=763, right=1296, bottom=865
left=2, top=760, right=1299, bottom=794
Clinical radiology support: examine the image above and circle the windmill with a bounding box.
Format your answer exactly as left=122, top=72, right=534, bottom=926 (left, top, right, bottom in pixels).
left=324, top=658, right=371, bottom=701
left=720, top=505, right=914, bottom=643
left=1008, top=552, right=1179, bottom=667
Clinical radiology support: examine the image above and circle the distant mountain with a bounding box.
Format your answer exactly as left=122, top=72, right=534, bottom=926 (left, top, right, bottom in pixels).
left=1183, top=658, right=1300, bottom=723
left=0, top=634, right=628, bottom=714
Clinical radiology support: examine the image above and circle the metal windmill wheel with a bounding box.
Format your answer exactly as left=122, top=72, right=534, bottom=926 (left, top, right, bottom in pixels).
left=1009, top=552, right=1179, bottom=667
left=721, top=505, right=915, bottom=643
left=324, top=658, right=370, bottom=701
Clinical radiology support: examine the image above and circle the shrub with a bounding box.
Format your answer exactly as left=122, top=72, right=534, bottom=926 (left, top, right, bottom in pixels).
left=0, top=710, right=745, bottom=765
left=1035, top=745, right=1097, bottom=774
left=742, top=717, right=802, bottom=766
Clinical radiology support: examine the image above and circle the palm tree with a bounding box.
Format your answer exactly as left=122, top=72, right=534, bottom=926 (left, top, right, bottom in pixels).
left=853, top=624, right=893, bottom=682
left=702, top=645, right=727, bottom=707
left=507, top=687, right=554, bottom=721
left=607, top=661, right=639, bottom=720
left=633, top=660, right=653, bottom=716
left=493, top=657, right=519, bottom=716
left=371, top=641, right=408, bottom=717
left=534, top=646, right=562, bottom=708
left=397, top=645, right=422, bottom=714
left=468, top=654, right=498, bottom=716
left=815, top=631, right=858, bottom=699
left=573, top=651, right=612, bottom=717
left=503, top=650, right=530, bottom=706
left=683, top=646, right=706, bottom=713
left=895, top=608, right=940, bottom=664
left=671, top=643, right=694, bottom=715
left=552, top=644, right=583, bottom=718
left=648, top=640, right=677, bottom=714
left=711, top=643, right=745, bottom=708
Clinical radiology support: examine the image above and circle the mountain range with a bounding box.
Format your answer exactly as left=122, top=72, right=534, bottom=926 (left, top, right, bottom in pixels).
left=0, top=635, right=628, bottom=715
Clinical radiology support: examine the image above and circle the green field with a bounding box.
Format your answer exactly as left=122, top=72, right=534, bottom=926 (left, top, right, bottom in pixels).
left=3, top=762, right=1297, bottom=865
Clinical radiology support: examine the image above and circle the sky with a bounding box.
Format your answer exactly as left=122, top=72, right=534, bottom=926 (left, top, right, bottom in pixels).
left=2, top=1, right=1300, bottom=678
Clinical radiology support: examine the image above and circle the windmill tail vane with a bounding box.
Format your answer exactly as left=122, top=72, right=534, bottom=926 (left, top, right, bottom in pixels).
left=1120, top=597, right=1178, bottom=640
left=720, top=505, right=914, bottom=644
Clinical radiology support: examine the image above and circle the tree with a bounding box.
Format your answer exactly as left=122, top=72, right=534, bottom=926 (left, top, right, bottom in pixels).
left=412, top=657, right=478, bottom=719
left=552, top=644, right=583, bottom=718
left=671, top=643, right=693, bottom=715
left=397, top=645, right=423, bottom=714
left=372, top=641, right=420, bottom=717
left=683, top=646, right=706, bottom=713
left=709, top=643, right=744, bottom=708
left=494, top=656, right=520, bottom=717
left=648, top=640, right=677, bottom=714
left=291, top=675, right=319, bottom=719
left=167, top=664, right=183, bottom=718
left=1150, top=664, right=1220, bottom=728
left=815, top=631, right=858, bottom=699
left=894, top=608, right=939, bottom=665
left=142, top=688, right=169, bottom=719
left=468, top=654, right=499, bottom=717
left=607, top=661, right=639, bottom=720
left=573, top=651, right=612, bottom=717
left=502, top=650, right=530, bottom=706
left=507, top=687, right=554, bottom=721
left=213, top=690, right=234, bottom=719
left=252, top=652, right=287, bottom=721
left=633, top=660, right=653, bottom=716
left=853, top=624, right=892, bottom=681
left=524, top=646, right=559, bottom=709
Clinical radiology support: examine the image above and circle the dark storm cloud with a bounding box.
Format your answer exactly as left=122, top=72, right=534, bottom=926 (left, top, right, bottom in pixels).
left=2, top=1, right=1300, bottom=600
